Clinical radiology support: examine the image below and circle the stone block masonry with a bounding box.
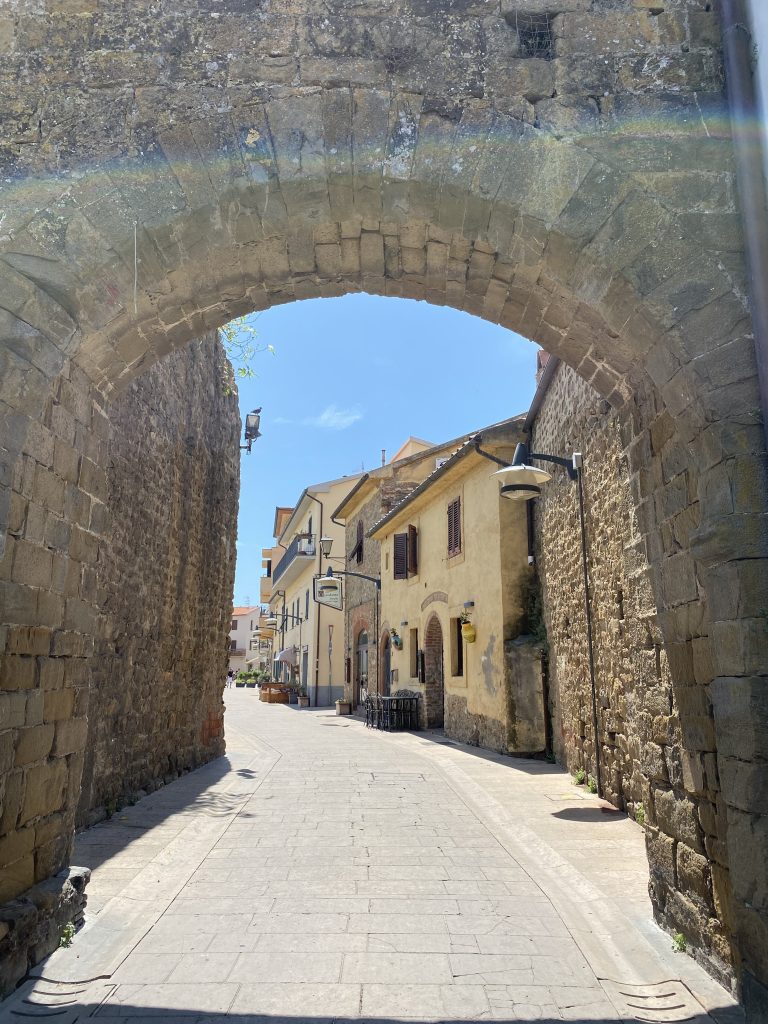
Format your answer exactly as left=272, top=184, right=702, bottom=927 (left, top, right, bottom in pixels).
left=0, top=331, right=239, bottom=995
left=0, top=867, right=89, bottom=998
left=532, top=361, right=733, bottom=988
left=77, top=331, right=240, bottom=822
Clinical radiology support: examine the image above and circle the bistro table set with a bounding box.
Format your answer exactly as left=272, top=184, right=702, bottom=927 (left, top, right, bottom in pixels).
left=364, top=691, right=421, bottom=731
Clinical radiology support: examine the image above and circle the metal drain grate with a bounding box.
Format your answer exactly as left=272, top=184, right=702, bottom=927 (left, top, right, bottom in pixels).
left=601, top=980, right=714, bottom=1022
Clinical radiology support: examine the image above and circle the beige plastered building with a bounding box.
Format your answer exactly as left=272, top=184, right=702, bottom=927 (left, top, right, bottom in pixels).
left=228, top=606, right=260, bottom=674
left=265, top=473, right=361, bottom=706
left=370, top=417, right=547, bottom=753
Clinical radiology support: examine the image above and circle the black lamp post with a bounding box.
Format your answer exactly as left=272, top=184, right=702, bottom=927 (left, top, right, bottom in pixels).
left=240, top=408, right=262, bottom=453
left=482, top=440, right=602, bottom=800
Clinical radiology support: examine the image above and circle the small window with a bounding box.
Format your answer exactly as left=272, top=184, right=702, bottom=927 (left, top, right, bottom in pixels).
left=515, top=13, right=555, bottom=60
left=451, top=617, right=464, bottom=677
left=231, top=619, right=238, bottom=631
left=409, top=628, right=419, bottom=678
left=305, top=589, right=310, bottom=619
left=229, top=639, right=238, bottom=652
left=448, top=497, right=461, bottom=556
left=266, top=559, right=272, bottom=578
left=352, top=519, right=364, bottom=564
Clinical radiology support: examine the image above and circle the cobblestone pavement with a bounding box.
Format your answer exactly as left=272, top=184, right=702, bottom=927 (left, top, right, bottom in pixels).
left=1, top=693, right=742, bottom=1023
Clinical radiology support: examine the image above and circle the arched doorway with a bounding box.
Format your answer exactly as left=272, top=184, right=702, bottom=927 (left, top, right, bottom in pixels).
left=355, top=628, right=369, bottom=707
left=380, top=632, right=391, bottom=697
left=423, top=615, right=445, bottom=730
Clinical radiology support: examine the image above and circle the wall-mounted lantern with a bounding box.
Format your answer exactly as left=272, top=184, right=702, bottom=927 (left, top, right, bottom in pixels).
left=240, top=407, right=262, bottom=453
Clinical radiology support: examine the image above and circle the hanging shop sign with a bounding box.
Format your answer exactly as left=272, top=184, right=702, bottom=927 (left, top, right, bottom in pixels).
left=313, top=574, right=343, bottom=610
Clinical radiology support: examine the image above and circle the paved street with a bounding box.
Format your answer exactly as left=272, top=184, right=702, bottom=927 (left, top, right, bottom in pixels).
left=2, top=692, right=741, bottom=1023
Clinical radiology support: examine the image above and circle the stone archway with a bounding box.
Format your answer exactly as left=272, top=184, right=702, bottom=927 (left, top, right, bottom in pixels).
left=423, top=614, right=445, bottom=730
left=0, top=2, right=766, bottom=1012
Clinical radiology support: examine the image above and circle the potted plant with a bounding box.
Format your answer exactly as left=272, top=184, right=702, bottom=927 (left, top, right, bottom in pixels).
left=245, top=671, right=257, bottom=688
left=297, top=688, right=310, bottom=709
left=460, top=611, right=476, bottom=643
left=235, top=673, right=246, bottom=688
left=390, top=628, right=403, bottom=651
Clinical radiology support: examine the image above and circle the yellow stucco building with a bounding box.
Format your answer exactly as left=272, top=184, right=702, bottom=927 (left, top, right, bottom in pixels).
left=370, top=417, right=547, bottom=754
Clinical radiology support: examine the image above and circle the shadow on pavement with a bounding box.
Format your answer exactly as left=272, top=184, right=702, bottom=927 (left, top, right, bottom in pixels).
left=73, top=756, right=236, bottom=872
left=414, top=731, right=567, bottom=778
left=22, top=1004, right=737, bottom=1023
left=550, top=807, right=626, bottom=824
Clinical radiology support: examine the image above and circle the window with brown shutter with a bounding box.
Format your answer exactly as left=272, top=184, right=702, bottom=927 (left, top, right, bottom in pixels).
left=447, top=497, right=461, bottom=556
left=355, top=519, right=364, bottom=564
left=393, top=533, right=408, bottom=579
left=407, top=524, right=418, bottom=575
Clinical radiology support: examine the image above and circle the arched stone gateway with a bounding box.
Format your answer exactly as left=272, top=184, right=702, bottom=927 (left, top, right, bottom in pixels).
left=0, top=2, right=766, bottom=1014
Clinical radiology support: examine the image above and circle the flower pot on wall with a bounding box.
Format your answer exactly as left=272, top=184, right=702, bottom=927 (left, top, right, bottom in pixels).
left=461, top=622, right=476, bottom=644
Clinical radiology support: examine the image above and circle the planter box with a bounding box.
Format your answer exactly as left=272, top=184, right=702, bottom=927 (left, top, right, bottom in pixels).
left=335, top=700, right=352, bottom=716
left=245, top=681, right=257, bottom=688
left=235, top=682, right=246, bottom=688
left=297, top=695, right=310, bottom=708
left=261, top=687, right=290, bottom=704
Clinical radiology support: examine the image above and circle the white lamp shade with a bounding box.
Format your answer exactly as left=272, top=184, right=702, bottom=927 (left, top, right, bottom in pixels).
left=494, top=463, right=551, bottom=501
left=495, top=463, right=551, bottom=486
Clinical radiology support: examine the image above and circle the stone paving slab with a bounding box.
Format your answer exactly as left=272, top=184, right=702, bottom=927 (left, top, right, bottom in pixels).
left=0, top=693, right=744, bottom=1024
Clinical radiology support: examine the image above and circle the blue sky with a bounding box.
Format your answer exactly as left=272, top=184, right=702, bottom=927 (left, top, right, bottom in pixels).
left=231, top=294, right=539, bottom=606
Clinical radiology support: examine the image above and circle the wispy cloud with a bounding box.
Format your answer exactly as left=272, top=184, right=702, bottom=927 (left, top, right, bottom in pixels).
left=269, top=404, right=364, bottom=431
left=306, top=404, right=363, bottom=430
left=309, top=401, right=364, bottom=430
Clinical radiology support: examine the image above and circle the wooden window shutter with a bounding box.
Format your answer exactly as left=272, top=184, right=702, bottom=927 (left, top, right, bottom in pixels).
left=355, top=519, right=364, bottom=564
left=393, top=533, right=408, bottom=579
left=448, top=497, right=461, bottom=555
left=407, top=524, right=418, bottom=575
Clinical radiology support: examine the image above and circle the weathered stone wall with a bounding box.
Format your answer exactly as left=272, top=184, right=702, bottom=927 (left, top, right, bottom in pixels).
left=0, top=867, right=89, bottom=998
left=533, top=361, right=733, bottom=986
left=0, top=362, right=106, bottom=909
left=0, top=330, right=239, bottom=988
left=77, top=331, right=239, bottom=823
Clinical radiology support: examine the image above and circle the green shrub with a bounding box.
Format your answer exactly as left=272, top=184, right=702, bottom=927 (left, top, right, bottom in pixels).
left=573, top=767, right=586, bottom=785
left=635, top=803, right=645, bottom=825
left=587, top=775, right=597, bottom=794
left=59, top=922, right=76, bottom=948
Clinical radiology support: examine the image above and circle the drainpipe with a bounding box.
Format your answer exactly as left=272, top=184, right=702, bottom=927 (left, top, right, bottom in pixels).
left=306, top=492, right=323, bottom=707
left=720, top=0, right=768, bottom=445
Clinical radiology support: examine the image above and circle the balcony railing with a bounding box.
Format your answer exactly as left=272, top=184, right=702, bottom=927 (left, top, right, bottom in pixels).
left=273, top=534, right=316, bottom=585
